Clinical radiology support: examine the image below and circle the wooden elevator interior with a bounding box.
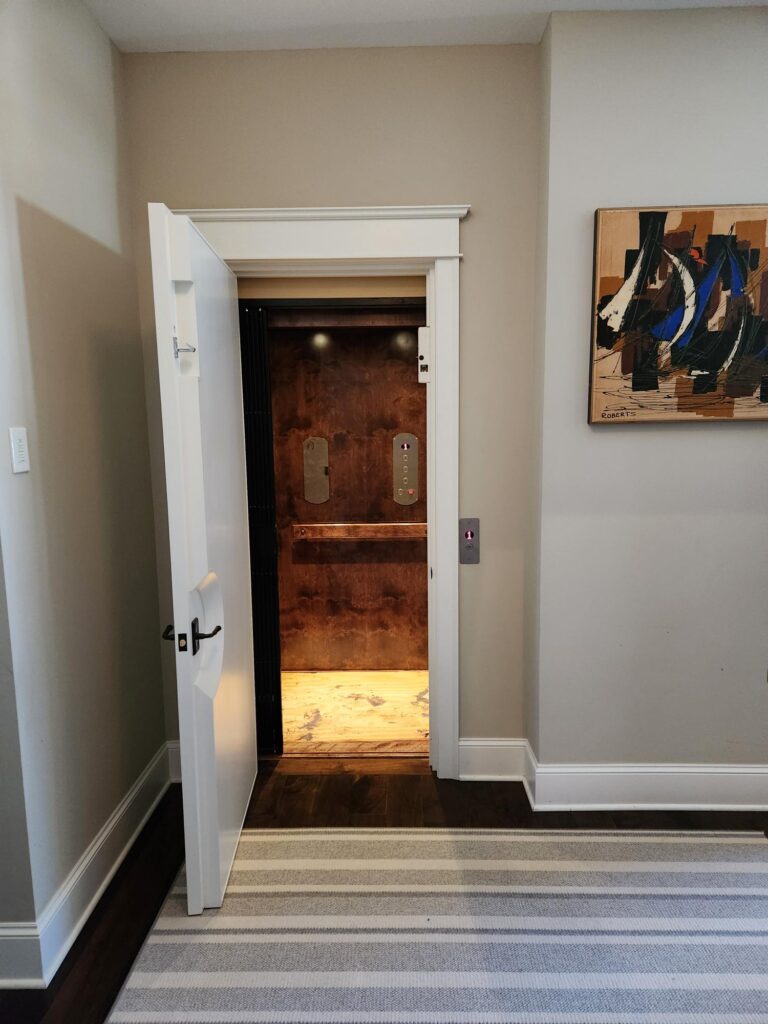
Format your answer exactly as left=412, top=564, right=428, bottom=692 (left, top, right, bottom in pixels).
left=240, top=298, right=429, bottom=756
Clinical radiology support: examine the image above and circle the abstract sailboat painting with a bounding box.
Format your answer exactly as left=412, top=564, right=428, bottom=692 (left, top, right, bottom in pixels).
left=590, top=206, right=768, bottom=423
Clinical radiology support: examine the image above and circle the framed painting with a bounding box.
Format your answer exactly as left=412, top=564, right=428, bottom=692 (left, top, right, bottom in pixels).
left=590, top=205, right=768, bottom=423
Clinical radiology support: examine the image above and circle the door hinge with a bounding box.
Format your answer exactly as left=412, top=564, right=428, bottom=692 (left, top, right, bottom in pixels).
left=417, top=326, right=431, bottom=383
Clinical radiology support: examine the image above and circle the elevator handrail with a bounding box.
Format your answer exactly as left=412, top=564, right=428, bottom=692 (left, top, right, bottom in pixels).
left=292, top=522, right=427, bottom=541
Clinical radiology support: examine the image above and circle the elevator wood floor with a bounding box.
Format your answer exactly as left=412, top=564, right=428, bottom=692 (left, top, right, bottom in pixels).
left=281, top=670, right=429, bottom=754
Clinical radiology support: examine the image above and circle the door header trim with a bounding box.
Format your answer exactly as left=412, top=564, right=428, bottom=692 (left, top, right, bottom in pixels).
left=173, top=205, right=470, bottom=223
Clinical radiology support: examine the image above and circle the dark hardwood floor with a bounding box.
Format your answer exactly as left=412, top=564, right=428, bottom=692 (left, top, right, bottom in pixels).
left=244, top=756, right=768, bottom=833
left=4, top=757, right=766, bottom=1024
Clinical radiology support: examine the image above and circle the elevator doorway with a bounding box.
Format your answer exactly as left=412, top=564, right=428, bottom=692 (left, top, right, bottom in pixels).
left=240, top=298, right=429, bottom=756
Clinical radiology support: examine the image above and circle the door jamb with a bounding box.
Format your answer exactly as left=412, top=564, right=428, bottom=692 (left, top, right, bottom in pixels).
left=175, top=206, right=469, bottom=779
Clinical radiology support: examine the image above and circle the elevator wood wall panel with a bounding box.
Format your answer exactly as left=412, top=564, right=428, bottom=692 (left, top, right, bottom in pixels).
left=270, top=326, right=427, bottom=670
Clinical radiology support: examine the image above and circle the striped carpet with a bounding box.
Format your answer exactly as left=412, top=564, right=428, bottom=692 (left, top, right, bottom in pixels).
left=108, top=827, right=768, bottom=1024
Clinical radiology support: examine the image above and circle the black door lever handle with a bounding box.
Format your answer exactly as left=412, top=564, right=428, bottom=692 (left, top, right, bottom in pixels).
left=191, top=617, right=222, bottom=655
left=194, top=623, right=222, bottom=640
left=162, top=623, right=189, bottom=652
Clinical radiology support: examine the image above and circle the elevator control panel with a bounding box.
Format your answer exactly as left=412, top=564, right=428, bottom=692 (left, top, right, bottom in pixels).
left=393, top=433, right=419, bottom=506
left=459, top=517, right=480, bottom=564
left=303, top=437, right=329, bottom=503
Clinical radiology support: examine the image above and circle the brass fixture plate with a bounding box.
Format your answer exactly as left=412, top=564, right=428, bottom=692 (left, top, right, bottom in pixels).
left=393, top=433, right=418, bottom=506
left=303, top=437, right=329, bottom=503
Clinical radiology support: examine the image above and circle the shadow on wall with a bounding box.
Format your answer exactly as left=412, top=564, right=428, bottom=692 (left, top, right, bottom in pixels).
left=15, top=198, right=164, bottom=852
left=0, top=537, right=36, bottom=922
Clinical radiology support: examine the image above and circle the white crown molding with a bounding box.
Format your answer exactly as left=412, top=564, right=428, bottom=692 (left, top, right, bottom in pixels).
left=0, top=741, right=175, bottom=988
left=173, top=205, right=471, bottom=223
left=186, top=213, right=465, bottom=265
left=228, top=258, right=441, bottom=278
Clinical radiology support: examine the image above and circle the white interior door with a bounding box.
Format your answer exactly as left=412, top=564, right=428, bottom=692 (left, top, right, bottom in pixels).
left=148, top=202, right=257, bottom=914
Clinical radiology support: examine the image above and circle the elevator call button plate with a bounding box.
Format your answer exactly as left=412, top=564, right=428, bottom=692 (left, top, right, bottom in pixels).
left=459, top=517, right=480, bottom=564
left=393, top=432, right=418, bottom=506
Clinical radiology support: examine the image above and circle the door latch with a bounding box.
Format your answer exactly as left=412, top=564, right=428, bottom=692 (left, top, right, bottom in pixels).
left=162, top=624, right=188, bottom=652
left=417, top=326, right=431, bottom=383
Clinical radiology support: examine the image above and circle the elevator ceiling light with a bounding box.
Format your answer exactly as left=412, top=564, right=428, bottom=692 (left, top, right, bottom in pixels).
left=392, top=331, right=416, bottom=353
left=310, top=332, right=331, bottom=350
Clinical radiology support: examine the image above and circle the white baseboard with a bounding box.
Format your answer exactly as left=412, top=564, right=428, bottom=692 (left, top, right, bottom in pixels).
left=458, top=738, right=528, bottom=781
left=522, top=740, right=537, bottom=808
left=461, top=738, right=768, bottom=811
left=0, top=923, right=43, bottom=988
left=167, top=739, right=181, bottom=782
left=531, top=754, right=768, bottom=811
left=0, top=740, right=175, bottom=988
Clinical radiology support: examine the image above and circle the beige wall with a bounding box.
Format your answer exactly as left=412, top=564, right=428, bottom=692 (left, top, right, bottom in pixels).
left=0, top=0, right=164, bottom=920
left=523, top=20, right=551, bottom=758
left=535, top=9, right=768, bottom=765
left=124, top=44, right=540, bottom=740
left=0, top=541, right=35, bottom=924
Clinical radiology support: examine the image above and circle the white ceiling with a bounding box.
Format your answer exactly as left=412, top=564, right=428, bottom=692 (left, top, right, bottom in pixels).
left=84, top=0, right=765, bottom=52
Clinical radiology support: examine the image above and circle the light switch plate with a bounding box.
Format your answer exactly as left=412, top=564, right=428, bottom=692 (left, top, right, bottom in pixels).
left=459, top=517, right=480, bottom=564
left=9, top=427, right=30, bottom=474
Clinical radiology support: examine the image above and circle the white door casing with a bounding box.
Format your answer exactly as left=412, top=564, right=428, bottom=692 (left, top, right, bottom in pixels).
left=175, top=205, right=467, bottom=779
left=148, top=203, right=257, bottom=913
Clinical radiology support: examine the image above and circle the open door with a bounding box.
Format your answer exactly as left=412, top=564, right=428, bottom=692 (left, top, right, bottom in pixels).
left=148, top=203, right=257, bottom=914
